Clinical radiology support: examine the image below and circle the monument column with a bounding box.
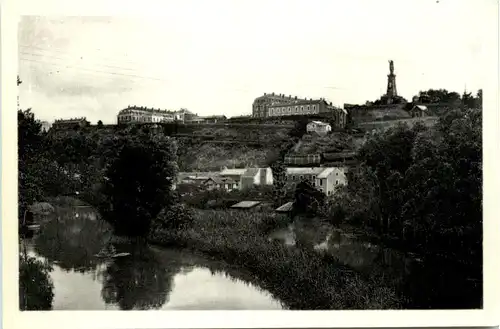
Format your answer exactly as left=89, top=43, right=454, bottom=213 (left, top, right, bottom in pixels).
left=386, top=60, right=398, bottom=104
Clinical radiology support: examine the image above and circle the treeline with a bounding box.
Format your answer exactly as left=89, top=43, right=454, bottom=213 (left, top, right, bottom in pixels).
left=328, top=106, right=482, bottom=308
left=368, top=88, right=483, bottom=109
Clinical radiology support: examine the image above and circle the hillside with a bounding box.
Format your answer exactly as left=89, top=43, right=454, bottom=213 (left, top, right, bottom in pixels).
left=176, top=139, right=277, bottom=171
left=292, top=133, right=355, bottom=155
left=357, top=116, right=438, bottom=132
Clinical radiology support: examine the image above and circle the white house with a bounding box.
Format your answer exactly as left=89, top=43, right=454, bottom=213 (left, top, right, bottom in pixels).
left=285, top=167, right=347, bottom=196
left=219, top=167, right=274, bottom=190
left=409, top=105, right=428, bottom=118
left=306, top=121, right=332, bottom=135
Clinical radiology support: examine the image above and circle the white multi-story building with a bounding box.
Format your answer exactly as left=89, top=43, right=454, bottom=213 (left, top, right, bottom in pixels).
left=117, top=106, right=185, bottom=124
left=306, top=121, right=332, bottom=135
left=285, top=167, right=347, bottom=196
left=219, top=167, right=274, bottom=190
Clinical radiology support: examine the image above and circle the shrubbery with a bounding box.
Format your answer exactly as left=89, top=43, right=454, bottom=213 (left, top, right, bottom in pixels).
left=19, top=255, right=54, bottom=310
left=149, top=209, right=401, bottom=309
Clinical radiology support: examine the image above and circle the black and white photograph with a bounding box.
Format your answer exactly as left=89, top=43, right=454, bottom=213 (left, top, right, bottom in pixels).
left=3, top=0, right=499, bottom=327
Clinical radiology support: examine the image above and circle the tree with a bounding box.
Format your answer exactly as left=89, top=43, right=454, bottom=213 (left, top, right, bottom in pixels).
left=415, top=89, right=461, bottom=104
left=293, top=180, right=326, bottom=217
left=289, top=117, right=309, bottom=139
left=97, top=120, right=103, bottom=128
left=100, top=248, right=180, bottom=310
left=19, top=256, right=54, bottom=310
left=270, top=160, right=288, bottom=207
left=99, top=128, right=178, bottom=237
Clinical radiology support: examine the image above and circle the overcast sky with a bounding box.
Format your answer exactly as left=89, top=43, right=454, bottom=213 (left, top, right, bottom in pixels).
left=17, top=0, right=494, bottom=124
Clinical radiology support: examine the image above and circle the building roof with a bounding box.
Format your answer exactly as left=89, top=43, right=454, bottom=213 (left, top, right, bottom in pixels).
left=286, top=167, right=325, bottom=175
left=54, top=117, right=87, bottom=123
left=220, top=168, right=247, bottom=176
left=178, top=171, right=219, bottom=180
left=412, top=105, right=428, bottom=111
left=308, top=121, right=329, bottom=126
left=205, top=176, right=236, bottom=185
left=275, top=201, right=294, bottom=212
left=241, top=168, right=260, bottom=178
left=231, top=201, right=261, bottom=209
left=317, top=167, right=336, bottom=178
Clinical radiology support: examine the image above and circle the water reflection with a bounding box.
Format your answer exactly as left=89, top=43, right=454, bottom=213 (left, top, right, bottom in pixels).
left=101, top=247, right=182, bottom=310
left=33, top=207, right=111, bottom=272
left=23, top=204, right=284, bottom=310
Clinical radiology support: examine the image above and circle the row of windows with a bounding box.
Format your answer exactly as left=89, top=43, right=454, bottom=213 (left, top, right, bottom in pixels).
left=119, top=115, right=174, bottom=122
left=269, top=105, right=318, bottom=116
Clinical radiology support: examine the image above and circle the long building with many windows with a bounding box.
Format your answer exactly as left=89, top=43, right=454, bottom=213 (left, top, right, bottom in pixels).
left=268, top=98, right=347, bottom=129
left=117, top=106, right=183, bottom=124
left=252, top=93, right=347, bottom=128
left=252, top=93, right=307, bottom=118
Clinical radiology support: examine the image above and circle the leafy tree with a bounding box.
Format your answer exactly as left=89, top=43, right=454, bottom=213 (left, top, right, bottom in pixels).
left=99, top=128, right=178, bottom=237
left=289, top=117, right=309, bottom=139
left=270, top=160, right=288, bottom=207
left=100, top=248, right=181, bottom=310
left=19, top=255, right=54, bottom=310
left=331, top=109, right=481, bottom=308
left=293, top=180, right=325, bottom=217
left=415, top=89, right=461, bottom=104
left=97, top=120, right=103, bottom=128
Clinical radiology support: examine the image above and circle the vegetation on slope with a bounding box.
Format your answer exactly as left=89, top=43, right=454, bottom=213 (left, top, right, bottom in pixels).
left=149, top=209, right=401, bottom=310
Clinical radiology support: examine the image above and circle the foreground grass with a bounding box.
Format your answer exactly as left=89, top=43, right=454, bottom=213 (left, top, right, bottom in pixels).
left=149, top=209, right=401, bottom=310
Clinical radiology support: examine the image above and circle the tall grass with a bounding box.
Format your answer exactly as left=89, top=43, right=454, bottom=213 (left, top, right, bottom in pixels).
left=149, top=209, right=401, bottom=310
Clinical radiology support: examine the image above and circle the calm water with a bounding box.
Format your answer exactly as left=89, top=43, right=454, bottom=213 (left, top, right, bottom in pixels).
left=21, top=206, right=284, bottom=310
left=269, top=220, right=482, bottom=309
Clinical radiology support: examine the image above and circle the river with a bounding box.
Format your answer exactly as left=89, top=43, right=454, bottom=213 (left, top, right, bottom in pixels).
left=20, top=205, right=284, bottom=310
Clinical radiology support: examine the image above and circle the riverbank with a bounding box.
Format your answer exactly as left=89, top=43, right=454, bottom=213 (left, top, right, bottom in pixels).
left=149, top=209, right=402, bottom=310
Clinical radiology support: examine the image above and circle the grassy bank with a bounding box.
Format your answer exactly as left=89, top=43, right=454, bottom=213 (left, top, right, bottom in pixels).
left=149, top=209, right=401, bottom=310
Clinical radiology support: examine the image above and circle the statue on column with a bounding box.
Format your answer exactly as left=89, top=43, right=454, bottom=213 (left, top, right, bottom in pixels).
left=389, top=60, right=394, bottom=75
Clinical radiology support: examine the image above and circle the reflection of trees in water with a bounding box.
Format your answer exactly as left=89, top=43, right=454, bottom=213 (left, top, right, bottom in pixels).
left=19, top=255, right=54, bottom=310
left=100, top=247, right=183, bottom=310
left=33, top=207, right=111, bottom=272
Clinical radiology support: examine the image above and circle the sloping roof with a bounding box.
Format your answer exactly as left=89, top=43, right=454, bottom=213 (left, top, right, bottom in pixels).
left=309, top=121, right=329, bottom=126
left=178, top=171, right=219, bottom=181
left=317, top=167, right=336, bottom=178
left=275, top=201, right=294, bottom=212
left=241, top=168, right=260, bottom=178
left=231, top=201, right=261, bottom=209
left=286, top=167, right=325, bottom=175
left=412, top=105, right=428, bottom=111
left=205, top=176, right=236, bottom=185
left=220, top=168, right=247, bottom=176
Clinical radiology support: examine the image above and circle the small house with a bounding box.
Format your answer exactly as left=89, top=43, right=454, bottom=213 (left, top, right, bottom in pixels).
left=202, top=176, right=239, bottom=191
left=409, top=105, right=428, bottom=118
left=230, top=200, right=262, bottom=211
left=219, top=167, right=273, bottom=190
left=306, top=121, right=332, bottom=135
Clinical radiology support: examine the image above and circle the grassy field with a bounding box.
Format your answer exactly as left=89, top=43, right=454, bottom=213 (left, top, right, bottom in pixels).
left=292, top=132, right=356, bottom=155
left=357, top=116, right=438, bottom=131
left=149, top=209, right=402, bottom=310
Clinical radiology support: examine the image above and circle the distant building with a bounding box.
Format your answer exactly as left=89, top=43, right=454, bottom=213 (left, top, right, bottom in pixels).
left=284, top=154, right=321, bottom=166
left=117, top=106, right=185, bottom=124
left=40, top=121, right=52, bottom=132
left=306, top=121, right=332, bottom=135
left=219, top=167, right=274, bottom=190
left=202, top=176, right=239, bottom=191
left=52, top=117, right=89, bottom=130
left=409, top=105, right=428, bottom=118
left=252, top=93, right=304, bottom=118
left=285, top=167, right=347, bottom=196
left=201, top=115, right=227, bottom=123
